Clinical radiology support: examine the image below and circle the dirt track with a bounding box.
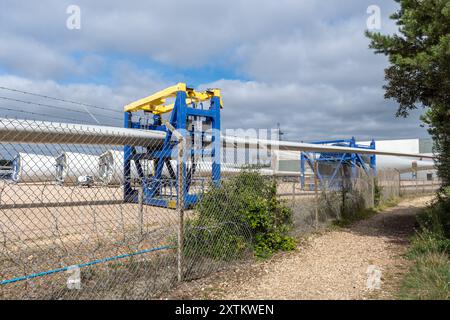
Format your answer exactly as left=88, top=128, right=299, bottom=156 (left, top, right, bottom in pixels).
left=165, top=196, right=433, bottom=300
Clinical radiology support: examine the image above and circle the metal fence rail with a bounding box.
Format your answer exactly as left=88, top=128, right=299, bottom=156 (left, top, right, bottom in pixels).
left=0, top=118, right=436, bottom=299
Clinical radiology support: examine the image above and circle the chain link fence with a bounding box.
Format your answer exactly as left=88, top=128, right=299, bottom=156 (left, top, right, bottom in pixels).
left=0, top=117, right=437, bottom=299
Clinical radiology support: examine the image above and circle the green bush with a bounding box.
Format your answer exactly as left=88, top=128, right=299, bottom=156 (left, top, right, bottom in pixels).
left=416, top=198, right=450, bottom=240
left=408, top=230, right=450, bottom=259
left=184, top=170, right=295, bottom=260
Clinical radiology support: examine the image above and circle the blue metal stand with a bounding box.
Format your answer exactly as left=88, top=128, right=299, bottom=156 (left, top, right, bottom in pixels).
left=300, top=137, right=376, bottom=190
left=123, top=90, right=221, bottom=209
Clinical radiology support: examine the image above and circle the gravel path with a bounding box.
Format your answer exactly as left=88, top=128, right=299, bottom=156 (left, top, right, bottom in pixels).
left=164, top=196, right=433, bottom=300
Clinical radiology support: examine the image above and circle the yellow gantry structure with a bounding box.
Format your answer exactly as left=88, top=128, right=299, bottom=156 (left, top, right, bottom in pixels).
left=124, top=82, right=223, bottom=115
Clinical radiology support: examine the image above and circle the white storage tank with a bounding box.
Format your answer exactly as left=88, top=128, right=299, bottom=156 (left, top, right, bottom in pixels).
left=11, top=153, right=57, bottom=183
left=56, top=152, right=100, bottom=184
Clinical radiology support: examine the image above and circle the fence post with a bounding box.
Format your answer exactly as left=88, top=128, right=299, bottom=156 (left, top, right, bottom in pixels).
left=314, top=161, right=319, bottom=229
left=371, top=176, right=375, bottom=208
left=138, top=182, right=144, bottom=238
left=292, top=181, right=296, bottom=204
left=162, top=120, right=185, bottom=283
left=177, top=139, right=185, bottom=283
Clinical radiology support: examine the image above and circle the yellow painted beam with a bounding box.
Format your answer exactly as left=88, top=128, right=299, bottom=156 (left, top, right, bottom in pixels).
left=124, top=83, right=186, bottom=112
left=124, top=83, right=223, bottom=114
left=150, top=98, right=197, bottom=115
left=186, top=88, right=223, bottom=108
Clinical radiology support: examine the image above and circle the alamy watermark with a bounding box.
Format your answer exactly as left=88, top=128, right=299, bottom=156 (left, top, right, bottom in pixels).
left=366, top=5, right=381, bottom=30
left=366, top=265, right=382, bottom=290
left=67, top=265, right=81, bottom=290
left=66, top=5, right=81, bottom=30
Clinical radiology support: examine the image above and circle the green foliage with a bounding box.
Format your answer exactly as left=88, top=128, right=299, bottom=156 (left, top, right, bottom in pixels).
left=444, top=186, right=450, bottom=198
left=374, top=178, right=383, bottom=207
left=408, top=229, right=450, bottom=258
left=367, top=9, right=450, bottom=300
left=184, top=170, right=295, bottom=260
left=366, top=0, right=450, bottom=242
left=399, top=253, right=450, bottom=300
left=417, top=197, right=450, bottom=238
left=400, top=197, right=450, bottom=300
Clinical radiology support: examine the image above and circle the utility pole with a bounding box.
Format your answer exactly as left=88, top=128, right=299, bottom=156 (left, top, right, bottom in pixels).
left=277, top=123, right=285, bottom=141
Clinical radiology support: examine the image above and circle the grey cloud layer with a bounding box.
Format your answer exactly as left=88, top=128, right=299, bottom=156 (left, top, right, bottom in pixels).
left=204, top=80, right=427, bottom=141
left=0, top=0, right=429, bottom=141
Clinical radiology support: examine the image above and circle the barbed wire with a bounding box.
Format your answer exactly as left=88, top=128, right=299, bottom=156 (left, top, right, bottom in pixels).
left=0, top=86, right=123, bottom=115
left=0, top=96, right=122, bottom=122
left=0, top=105, right=105, bottom=124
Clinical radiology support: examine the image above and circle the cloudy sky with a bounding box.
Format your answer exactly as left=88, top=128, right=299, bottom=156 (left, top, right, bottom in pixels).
left=0, top=0, right=429, bottom=141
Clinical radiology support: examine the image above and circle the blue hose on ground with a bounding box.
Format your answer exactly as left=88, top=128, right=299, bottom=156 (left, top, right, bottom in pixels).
left=0, top=245, right=175, bottom=285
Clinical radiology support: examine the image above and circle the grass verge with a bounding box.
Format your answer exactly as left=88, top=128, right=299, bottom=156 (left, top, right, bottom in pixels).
left=398, top=197, right=450, bottom=300
left=398, top=252, right=449, bottom=300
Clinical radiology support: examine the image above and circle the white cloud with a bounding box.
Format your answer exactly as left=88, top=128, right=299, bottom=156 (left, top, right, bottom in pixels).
left=0, top=0, right=398, bottom=72
left=0, top=74, right=169, bottom=126
left=0, top=0, right=429, bottom=142
left=203, top=79, right=428, bottom=141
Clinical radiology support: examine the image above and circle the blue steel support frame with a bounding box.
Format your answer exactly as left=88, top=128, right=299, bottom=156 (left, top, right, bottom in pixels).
left=350, top=137, right=357, bottom=178
left=210, top=96, right=221, bottom=185
left=124, top=112, right=133, bottom=201
left=123, top=90, right=221, bottom=209
left=300, top=137, right=376, bottom=190
left=370, top=139, right=376, bottom=175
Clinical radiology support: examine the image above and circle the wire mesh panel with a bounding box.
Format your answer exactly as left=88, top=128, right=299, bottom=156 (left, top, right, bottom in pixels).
left=0, top=117, right=437, bottom=299
left=0, top=118, right=178, bottom=299
left=378, top=169, right=401, bottom=201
